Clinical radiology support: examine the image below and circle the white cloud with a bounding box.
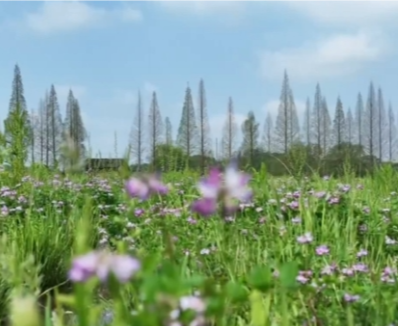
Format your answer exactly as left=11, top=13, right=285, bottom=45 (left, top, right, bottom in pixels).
left=259, top=31, right=386, bottom=82
left=23, top=2, right=142, bottom=35
left=158, top=1, right=245, bottom=18
left=263, top=99, right=306, bottom=119
left=119, top=6, right=143, bottom=23
left=148, top=0, right=398, bottom=26
left=285, top=2, right=398, bottom=27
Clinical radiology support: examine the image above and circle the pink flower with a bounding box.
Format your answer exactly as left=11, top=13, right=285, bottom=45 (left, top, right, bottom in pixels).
left=297, top=232, right=313, bottom=244
left=179, top=296, right=206, bottom=313
left=191, top=162, right=252, bottom=216
left=356, top=249, right=368, bottom=258
left=191, top=198, right=218, bottom=216
left=344, top=293, right=360, bottom=303
left=315, top=245, right=329, bottom=256
left=69, top=251, right=141, bottom=283
left=125, top=174, right=168, bottom=200
left=125, top=178, right=150, bottom=199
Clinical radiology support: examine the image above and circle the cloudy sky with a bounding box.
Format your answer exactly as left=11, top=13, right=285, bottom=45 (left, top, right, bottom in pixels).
left=0, top=1, right=396, bottom=157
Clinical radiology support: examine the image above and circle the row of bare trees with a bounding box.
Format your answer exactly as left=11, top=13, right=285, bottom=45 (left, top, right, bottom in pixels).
left=130, top=79, right=212, bottom=173
left=2, top=65, right=87, bottom=170
left=29, top=87, right=86, bottom=168
left=129, top=70, right=398, bottom=173
left=3, top=64, right=396, bottom=174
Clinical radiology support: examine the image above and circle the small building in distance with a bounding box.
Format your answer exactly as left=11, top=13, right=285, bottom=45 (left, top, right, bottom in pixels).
left=85, top=158, right=125, bottom=172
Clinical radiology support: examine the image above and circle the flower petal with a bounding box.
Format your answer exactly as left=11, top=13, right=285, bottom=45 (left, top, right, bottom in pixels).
left=224, top=164, right=252, bottom=201
left=125, top=178, right=150, bottom=199
left=110, top=255, right=141, bottom=283
left=148, top=177, right=169, bottom=195
left=191, top=198, right=217, bottom=216
left=69, top=251, right=99, bottom=282
left=197, top=168, right=221, bottom=198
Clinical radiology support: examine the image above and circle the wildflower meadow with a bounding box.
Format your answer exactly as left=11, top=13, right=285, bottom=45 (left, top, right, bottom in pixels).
left=1, top=161, right=398, bottom=326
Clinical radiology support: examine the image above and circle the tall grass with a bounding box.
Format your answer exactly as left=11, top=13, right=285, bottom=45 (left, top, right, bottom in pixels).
left=2, top=165, right=398, bottom=325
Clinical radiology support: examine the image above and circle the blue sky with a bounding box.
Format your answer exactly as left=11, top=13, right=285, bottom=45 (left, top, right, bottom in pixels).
left=0, top=1, right=398, bottom=157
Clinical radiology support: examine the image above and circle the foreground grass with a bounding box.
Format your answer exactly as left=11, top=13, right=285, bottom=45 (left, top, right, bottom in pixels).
left=1, top=167, right=398, bottom=325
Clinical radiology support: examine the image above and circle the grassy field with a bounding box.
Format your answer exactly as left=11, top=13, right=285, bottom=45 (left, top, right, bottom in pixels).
left=2, top=164, right=398, bottom=326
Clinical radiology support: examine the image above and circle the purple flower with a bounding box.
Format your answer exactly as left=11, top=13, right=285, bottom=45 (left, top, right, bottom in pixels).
left=125, top=178, right=150, bottom=199
left=289, top=201, right=299, bottom=210
left=191, top=162, right=252, bottom=216
left=191, top=198, right=217, bottom=216
left=187, top=216, right=198, bottom=224
left=328, top=197, right=340, bottom=205
left=134, top=208, right=144, bottom=217
left=297, top=270, right=312, bottom=284
left=356, top=249, right=368, bottom=258
left=314, top=191, right=326, bottom=199
left=296, top=274, right=309, bottom=284
left=321, top=263, right=337, bottom=276
left=339, top=184, right=351, bottom=193
left=315, top=245, right=329, bottom=256
left=344, top=293, right=360, bottom=303
left=148, top=176, right=169, bottom=195
left=125, top=174, right=168, bottom=200
left=342, top=267, right=355, bottom=276
left=291, top=217, right=301, bottom=224
left=297, top=232, right=313, bottom=244
left=1, top=206, right=9, bottom=216
left=69, top=251, right=140, bottom=283
left=179, top=296, right=206, bottom=313
left=352, top=263, right=368, bottom=273
left=381, top=267, right=396, bottom=283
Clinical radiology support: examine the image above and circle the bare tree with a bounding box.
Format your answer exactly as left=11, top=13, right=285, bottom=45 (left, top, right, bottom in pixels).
left=387, top=102, right=397, bottom=162
left=321, top=97, right=332, bottom=155
left=346, top=107, right=354, bottom=145
left=148, top=91, right=163, bottom=168
left=37, top=99, right=46, bottom=163
left=197, top=79, right=212, bottom=173
left=241, top=111, right=259, bottom=166
left=311, top=83, right=323, bottom=155
left=274, top=71, right=300, bottom=153
left=332, top=96, right=346, bottom=150
left=261, top=111, right=273, bottom=153
left=34, top=92, right=61, bottom=167
left=48, top=85, right=63, bottom=167
left=303, top=97, right=311, bottom=145
left=364, top=82, right=377, bottom=164
left=44, top=91, right=51, bottom=166
left=221, top=97, right=238, bottom=160
left=31, top=97, right=48, bottom=165
left=177, top=85, right=197, bottom=161
left=355, top=92, right=364, bottom=147
left=64, top=90, right=87, bottom=165
left=376, top=87, right=387, bottom=161
left=165, top=117, right=173, bottom=146
left=129, top=91, right=145, bottom=170
left=29, top=109, right=38, bottom=165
